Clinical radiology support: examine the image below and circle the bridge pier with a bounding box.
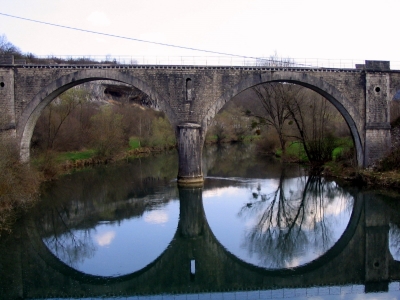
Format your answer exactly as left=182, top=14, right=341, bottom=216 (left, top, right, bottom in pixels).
left=178, top=186, right=205, bottom=238
left=364, top=69, right=392, bottom=167
left=364, top=194, right=390, bottom=292
left=177, top=123, right=204, bottom=185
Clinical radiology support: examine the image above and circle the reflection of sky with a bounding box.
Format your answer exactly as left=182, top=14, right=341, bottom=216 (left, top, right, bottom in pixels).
left=43, top=200, right=179, bottom=277
left=203, top=177, right=354, bottom=269
left=95, top=230, right=116, bottom=246
left=389, top=223, right=400, bottom=261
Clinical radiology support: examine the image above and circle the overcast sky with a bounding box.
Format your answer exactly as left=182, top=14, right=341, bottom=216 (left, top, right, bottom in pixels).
left=0, top=0, right=399, bottom=64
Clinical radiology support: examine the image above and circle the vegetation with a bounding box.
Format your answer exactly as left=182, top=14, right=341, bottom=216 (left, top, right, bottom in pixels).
left=236, top=82, right=353, bottom=165
left=31, top=86, right=176, bottom=169
left=1, top=34, right=132, bottom=65
left=206, top=102, right=257, bottom=144
left=0, top=141, right=42, bottom=235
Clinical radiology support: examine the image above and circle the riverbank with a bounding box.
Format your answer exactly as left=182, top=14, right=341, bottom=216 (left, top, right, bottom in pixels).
left=39, top=140, right=400, bottom=192
left=322, top=161, right=400, bottom=192
left=33, top=144, right=177, bottom=180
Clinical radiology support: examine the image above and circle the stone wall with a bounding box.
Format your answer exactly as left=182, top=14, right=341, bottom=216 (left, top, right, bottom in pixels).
left=0, top=68, right=16, bottom=139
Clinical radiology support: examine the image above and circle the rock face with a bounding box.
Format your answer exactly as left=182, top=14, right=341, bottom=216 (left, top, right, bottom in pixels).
left=81, top=81, right=152, bottom=107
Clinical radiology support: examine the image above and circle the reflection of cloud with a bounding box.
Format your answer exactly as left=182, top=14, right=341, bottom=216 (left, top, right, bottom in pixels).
left=95, top=231, right=116, bottom=246
left=203, top=187, right=240, bottom=198
left=87, top=11, right=111, bottom=27
left=144, top=211, right=168, bottom=224
left=285, top=257, right=300, bottom=269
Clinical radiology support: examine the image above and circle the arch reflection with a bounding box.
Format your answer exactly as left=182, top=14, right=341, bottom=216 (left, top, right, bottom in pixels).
left=34, top=146, right=358, bottom=279
left=35, top=156, right=179, bottom=277
left=203, top=166, right=355, bottom=269
left=22, top=178, right=367, bottom=298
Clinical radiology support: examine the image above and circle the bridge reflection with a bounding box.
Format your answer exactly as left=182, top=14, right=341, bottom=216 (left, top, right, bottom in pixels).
left=1, top=182, right=400, bottom=299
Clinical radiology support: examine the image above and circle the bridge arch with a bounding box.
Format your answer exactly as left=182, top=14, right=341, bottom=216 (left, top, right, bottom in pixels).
left=16, top=69, right=178, bottom=162
left=202, top=71, right=364, bottom=166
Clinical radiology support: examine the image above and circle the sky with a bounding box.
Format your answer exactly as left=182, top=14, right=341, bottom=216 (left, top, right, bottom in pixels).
left=0, top=0, right=399, bottom=65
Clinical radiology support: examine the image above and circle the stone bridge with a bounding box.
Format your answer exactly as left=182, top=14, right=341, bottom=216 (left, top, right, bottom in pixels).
left=1, top=187, right=399, bottom=299
left=1, top=56, right=400, bottom=183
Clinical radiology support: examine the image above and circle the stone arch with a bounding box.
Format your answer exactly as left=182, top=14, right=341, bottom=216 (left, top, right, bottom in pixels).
left=202, top=71, right=364, bottom=167
left=16, top=69, right=178, bottom=162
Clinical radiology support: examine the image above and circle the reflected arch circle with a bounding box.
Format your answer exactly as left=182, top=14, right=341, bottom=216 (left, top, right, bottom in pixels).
left=16, top=69, right=178, bottom=162
left=203, top=195, right=364, bottom=276
left=202, top=71, right=364, bottom=167
left=25, top=215, right=182, bottom=285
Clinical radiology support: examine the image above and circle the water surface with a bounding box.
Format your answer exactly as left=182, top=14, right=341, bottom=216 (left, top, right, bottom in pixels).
left=1, top=144, right=400, bottom=299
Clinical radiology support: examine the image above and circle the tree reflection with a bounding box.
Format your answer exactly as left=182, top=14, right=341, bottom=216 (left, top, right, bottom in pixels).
left=239, top=171, right=353, bottom=269
left=42, top=206, right=96, bottom=268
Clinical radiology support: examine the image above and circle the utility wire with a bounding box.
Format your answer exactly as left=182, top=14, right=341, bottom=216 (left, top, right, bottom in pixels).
left=0, top=12, right=269, bottom=61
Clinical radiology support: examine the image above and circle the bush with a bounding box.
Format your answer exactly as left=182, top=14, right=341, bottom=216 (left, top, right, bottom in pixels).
left=140, top=116, right=176, bottom=148
left=256, top=131, right=279, bottom=154
left=377, top=148, right=400, bottom=172
left=90, top=107, right=125, bottom=159
left=0, top=141, right=42, bottom=234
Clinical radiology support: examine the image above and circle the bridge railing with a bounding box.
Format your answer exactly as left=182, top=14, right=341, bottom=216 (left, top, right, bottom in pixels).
left=3, top=55, right=400, bottom=70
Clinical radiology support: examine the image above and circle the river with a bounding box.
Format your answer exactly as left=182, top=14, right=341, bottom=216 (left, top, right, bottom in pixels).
left=1, top=143, right=400, bottom=299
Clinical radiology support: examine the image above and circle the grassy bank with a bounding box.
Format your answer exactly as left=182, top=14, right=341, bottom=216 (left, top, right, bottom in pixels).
left=273, top=137, right=354, bottom=164
left=32, top=136, right=177, bottom=178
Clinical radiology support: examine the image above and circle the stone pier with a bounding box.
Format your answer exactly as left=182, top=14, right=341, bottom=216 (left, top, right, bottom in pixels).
left=177, top=123, right=203, bottom=185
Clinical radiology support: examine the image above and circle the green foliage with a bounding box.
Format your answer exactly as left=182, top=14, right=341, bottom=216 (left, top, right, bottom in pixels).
left=332, top=137, right=354, bottom=162
left=284, top=141, right=309, bottom=162
left=56, top=150, right=95, bottom=162
left=129, top=137, right=141, bottom=149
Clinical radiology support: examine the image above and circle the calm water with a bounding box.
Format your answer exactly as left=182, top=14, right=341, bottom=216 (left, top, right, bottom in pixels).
left=1, top=143, right=400, bottom=299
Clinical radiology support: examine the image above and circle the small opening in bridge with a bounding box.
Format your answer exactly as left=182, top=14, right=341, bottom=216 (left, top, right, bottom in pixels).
left=375, top=86, right=381, bottom=93
left=0, top=82, right=4, bottom=88
left=186, top=78, right=193, bottom=101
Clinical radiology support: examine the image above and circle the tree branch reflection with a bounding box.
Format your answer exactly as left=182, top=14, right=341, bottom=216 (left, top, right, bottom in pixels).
left=42, top=206, right=96, bottom=268
left=239, top=171, right=353, bottom=269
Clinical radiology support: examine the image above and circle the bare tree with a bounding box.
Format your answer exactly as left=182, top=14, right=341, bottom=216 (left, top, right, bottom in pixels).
left=0, top=34, right=21, bottom=55
left=256, top=51, right=296, bottom=67
left=250, top=83, right=301, bottom=153
left=286, top=89, right=338, bottom=163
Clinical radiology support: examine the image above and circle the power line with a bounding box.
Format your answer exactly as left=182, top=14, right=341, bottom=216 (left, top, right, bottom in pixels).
left=0, top=12, right=266, bottom=61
